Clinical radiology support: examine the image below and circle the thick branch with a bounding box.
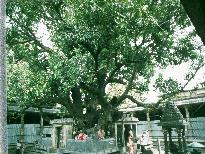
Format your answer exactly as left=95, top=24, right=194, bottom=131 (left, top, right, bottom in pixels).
left=107, top=78, right=126, bottom=85
left=24, top=26, right=51, bottom=52
left=80, top=82, right=99, bottom=95
left=10, top=17, right=52, bottom=52
left=106, top=63, right=124, bottom=84
left=118, top=95, right=144, bottom=106
left=8, top=39, right=33, bottom=46
left=122, top=65, right=137, bottom=96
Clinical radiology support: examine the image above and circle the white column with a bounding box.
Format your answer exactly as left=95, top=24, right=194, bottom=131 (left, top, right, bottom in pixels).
left=185, top=106, right=192, bottom=138
left=135, top=124, right=138, bottom=139
left=62, top=125, right=66, bottom=147
left=122, top=123, right=124, bottom=146
left=115, top=123, right=117, bottom=146
left=52, top=126, right=56, bottom=148
left=185, top=106, right=190, bottom=122
left=146, top=108, right=151, bottom=130
left=20, top=113, right=25, bottom=141
left=40, top=113, right=43, bottom=136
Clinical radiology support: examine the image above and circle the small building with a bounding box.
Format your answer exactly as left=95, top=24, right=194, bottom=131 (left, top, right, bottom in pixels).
left=115, top=101, right=145, bottom=146
left=50, top=118, right=73, bottom=149
left=115, top=112, right=139, bottom=146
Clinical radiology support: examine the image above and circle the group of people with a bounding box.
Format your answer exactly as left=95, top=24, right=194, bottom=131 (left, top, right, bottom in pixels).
left=74, top=126, right=105, bottom=141
left=75, top=130, right=88, bottom=140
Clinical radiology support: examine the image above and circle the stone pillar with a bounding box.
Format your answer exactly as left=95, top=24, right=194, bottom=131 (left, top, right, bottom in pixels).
left=62, top=125, right=66, bottom=147
left=20, top=113, right=25, bottom=141
left=177, top=129, right=183, bottom=153
left=115, top=123, right=117, bottom=146
left=185, top=106, right=192, bottom=138
left=135, top=124, right=138, bottom=139
left=146, top=108, right=151, bottom=132
left=168, top=128, right=172, bottom=146
left=52, top=126, right=56, bottom=148
left=185, top=106, right=190, bottom=122
left=163, top=129, right=169, bottom=154
left=40, top=109, right=44, bottom=137
left=40, top=115, right=44, bottom=128
left=122, top=123, right=125, bottom=146
left=182, top=127, right=187, bottom=153
left=157, top=138, right=161, bottom=154
left=19, top=113, right=25, bottom=154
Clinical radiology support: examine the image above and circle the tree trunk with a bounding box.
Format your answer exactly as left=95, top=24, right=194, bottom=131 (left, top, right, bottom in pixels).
left=0, top=0, right=7, bottom=153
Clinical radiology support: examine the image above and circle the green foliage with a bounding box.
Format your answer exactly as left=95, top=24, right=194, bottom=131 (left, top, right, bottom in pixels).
left=7, top=59, right=49, bottom=109
left=155, top=74, right=181, bottom=96
left=6, top=0, right=204, bottom=127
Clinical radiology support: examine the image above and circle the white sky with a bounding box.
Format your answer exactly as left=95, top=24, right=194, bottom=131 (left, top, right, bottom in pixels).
left=35, top=21, right=53, bottom=48
left=137, top=26, right=205, bottom=103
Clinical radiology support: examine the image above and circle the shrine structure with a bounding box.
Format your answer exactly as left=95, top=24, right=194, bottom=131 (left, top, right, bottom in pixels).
left=160, top=101, right=187, bottom=154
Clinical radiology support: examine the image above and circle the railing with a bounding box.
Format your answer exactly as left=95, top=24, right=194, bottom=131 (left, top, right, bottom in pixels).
left=63, top=138, right=119, bottom=153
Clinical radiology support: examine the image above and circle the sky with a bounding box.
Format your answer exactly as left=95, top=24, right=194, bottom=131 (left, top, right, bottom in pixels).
left=143, top=26, right=205, bottom=103
left=36, top=22, right=205, bottom=104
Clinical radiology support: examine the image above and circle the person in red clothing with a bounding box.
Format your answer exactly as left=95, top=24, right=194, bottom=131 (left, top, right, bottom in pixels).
left=76, top=130, right=88, bottom=140
left=127, top=130, right=134, bottom=154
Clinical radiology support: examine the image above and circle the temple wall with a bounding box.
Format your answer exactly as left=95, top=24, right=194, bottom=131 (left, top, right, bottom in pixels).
left=8, top=124, right=41, bottom=145
left=137, top=117, right=205, bottom=141
left=7, top=117, right=205, bottom=146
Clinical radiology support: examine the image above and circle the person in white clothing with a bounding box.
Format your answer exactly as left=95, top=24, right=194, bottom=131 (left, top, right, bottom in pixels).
left=140, top=131, right=151, bottom=153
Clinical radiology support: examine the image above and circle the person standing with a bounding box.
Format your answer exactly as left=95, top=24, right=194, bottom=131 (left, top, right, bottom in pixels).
left=140, top=131, right=148, bottom=154
left=127, top=130, right=135, bottom=154
left=16, top=140, right=21, bottom=154
left=97, top=127, right=105, bottom=140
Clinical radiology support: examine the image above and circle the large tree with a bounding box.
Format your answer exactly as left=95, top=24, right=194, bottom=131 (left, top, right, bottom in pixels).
left=0, top=0, right=7, bottom=153
left=6, top=0, right=205, bottom=128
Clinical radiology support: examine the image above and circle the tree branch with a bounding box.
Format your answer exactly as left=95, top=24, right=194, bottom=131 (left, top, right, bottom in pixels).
left=79, top=82, right=99, bottom=95
left=118, top=94, right=144, bottom=106
left=122, top=65, right=137, bottom=96
left=154, top=61, right=205, bottom=107
left=23, top=26, right=51, bottom=52
left=9, top=39, right=33, bottom=45
left=107, top=78, right=126, bottom=85
left=106, top=63, right=124, bottom=84
left=10, top=17, right=52, bottom=53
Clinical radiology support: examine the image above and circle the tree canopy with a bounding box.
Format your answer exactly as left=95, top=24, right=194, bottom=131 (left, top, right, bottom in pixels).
left=6, top=0, right=205, bottom=128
